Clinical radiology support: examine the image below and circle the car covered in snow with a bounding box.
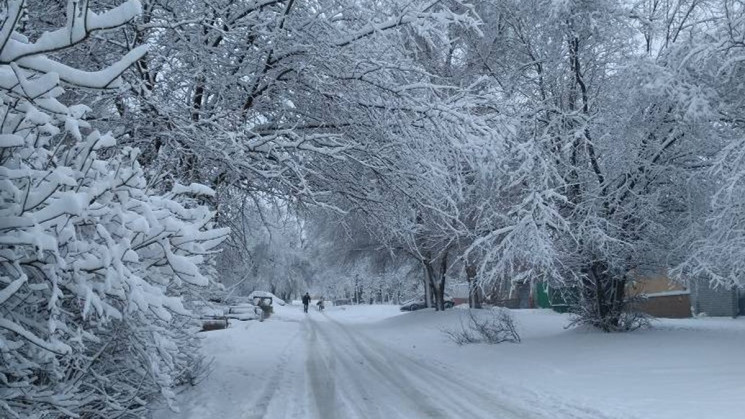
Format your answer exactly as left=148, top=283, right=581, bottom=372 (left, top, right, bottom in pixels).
left=248, top=290, right=286, bottom=306
left=224, top=303, right=263, bottom=320
left=400, top=295, right=454, bottom=311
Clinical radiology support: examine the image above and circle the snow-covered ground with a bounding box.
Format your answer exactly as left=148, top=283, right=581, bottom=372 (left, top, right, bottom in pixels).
left=152, top=305, right=745, bottom=419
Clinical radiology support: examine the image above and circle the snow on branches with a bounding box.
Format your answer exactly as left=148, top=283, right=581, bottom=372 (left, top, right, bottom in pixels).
left=0, top=1, right=227, bottom=417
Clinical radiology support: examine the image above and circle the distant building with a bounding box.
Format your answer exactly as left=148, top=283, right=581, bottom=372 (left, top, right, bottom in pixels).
left=689, top=280, right=744, bottom=318
left=626, top=270, right=745, bottom=318
left=627, top=271, right=691, bottom=319
left=458, top=270, right=745, bottom=318
left=482, top=281, right=533, bottom=309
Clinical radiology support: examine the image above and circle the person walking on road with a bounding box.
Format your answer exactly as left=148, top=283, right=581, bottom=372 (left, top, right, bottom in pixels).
left=316, top=296, right=325, bottom=312
left=302, top=292, right=311, bottom=313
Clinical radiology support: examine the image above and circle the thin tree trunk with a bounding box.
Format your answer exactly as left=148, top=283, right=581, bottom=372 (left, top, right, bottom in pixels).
left=466, top=263, right=481, bottom=309
left=435, top=251, right=448, bottom=311
left=422, top=258, right=434, bottom=308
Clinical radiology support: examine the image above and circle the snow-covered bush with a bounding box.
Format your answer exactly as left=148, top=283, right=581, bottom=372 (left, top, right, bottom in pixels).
left=0, top=1, right=228, bottom=417
left=443, top=309, right=521, bottom=345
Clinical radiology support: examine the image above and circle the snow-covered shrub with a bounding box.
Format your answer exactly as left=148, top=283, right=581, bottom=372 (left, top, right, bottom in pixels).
left=567, top=294, right=651, bottom=332
left=443, top=309, right=521, bottom=345
left=0, top=1, right=228, bottom=417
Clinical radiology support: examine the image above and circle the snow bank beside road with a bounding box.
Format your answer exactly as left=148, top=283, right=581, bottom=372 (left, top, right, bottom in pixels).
left=345, top=307, right=745, bottom=419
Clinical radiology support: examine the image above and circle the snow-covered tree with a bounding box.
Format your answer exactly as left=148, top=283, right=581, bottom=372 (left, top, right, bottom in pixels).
left=37, top=0, right=496, bottom=308
left=305, top=211, right=423, bottom=303
left=409, top=0, right=733, bottom=329
left=216, top=194, right=310, bottom=301
left=671, top=1, right=745, bottom=289
left=83, top=0, right=477, bottom=207
left=0, top=1, right=228, bottom=417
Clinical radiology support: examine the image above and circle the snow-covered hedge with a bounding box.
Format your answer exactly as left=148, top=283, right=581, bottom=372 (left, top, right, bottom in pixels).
left=0, top=1, right=228, bottom=417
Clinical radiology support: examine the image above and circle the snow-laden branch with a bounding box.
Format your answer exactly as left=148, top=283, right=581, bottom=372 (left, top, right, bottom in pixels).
left=1, top=0, right=143, bottom=62
left=0, top=2, right=225, bottom=417
left=0, top=318, right=71, bottom=355
left=0, top=1, right=23, bottom=54
left=334, top=1, right=476, bottom=47
left=15, top=45, right=148, bottom=89
left=0, top=274, right=26, bottom=305
left=1, top=0, right=147, bottom=88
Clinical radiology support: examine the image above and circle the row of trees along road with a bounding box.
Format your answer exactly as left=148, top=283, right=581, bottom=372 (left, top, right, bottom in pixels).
left=1, top=0, right=745, bottom=416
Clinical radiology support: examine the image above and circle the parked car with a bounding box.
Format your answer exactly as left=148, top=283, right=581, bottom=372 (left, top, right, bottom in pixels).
left=400, top=295, right=454, bottom=311
left=224, top=304, right=262, bottom=321
left=248, top=290, right=286, bottom=306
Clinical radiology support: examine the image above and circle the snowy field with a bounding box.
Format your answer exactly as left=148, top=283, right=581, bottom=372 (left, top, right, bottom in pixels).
left=152, top=305, right=745, bottom=419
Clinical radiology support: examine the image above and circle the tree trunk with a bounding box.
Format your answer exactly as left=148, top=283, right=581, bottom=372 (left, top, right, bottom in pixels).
left=354, top=275, right=362, bottom=304
left=422, top=259, right=434, bottom=308
left=423, top=250, right=448, bottom=311
left=434, top=251, right=448, bottom=311
left=466, top=263, right=482, bottom=309
left=581, top=260, right=627, bottom=331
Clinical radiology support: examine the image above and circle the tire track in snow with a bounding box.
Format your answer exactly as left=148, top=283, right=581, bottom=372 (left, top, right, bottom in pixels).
left=321, top=314, right=621, bottom=419
left=309, top=317, right=440, bottom=419
left=380, top=337, right=630, bottom=419
left=321, top=315, right=528, bottom=418
left=243, top=325, right=302, bottom=419
left=306, top=317, right=340, bottom=419
left=307, top=314, right=523, bottom=418
left=341, top=327, right=533, bottom=418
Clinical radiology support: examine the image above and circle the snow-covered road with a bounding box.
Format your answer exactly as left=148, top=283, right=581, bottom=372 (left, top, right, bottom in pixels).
left=154, top=306, right=619, bottom=419
left=303, top=314, right=536, bottom=419
left=153, top=304, right=745, bottom=419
